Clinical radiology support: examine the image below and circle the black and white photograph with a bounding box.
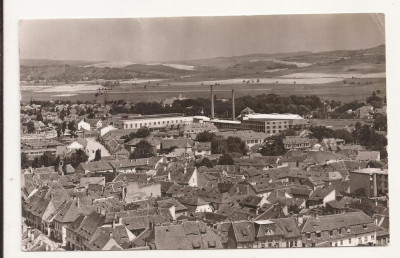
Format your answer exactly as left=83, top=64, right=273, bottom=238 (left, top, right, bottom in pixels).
left=4, top=1, right=400, bottom=257
left=16, top=13, right=391, bottom=251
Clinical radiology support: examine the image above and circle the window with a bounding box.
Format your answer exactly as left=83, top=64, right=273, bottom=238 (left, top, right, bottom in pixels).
left=349, top=238, right=352, bottom=244
left=340, top=240, right=343, bottom=245
left=306, top=233, right=311, bottom=239
left=371, top=235, right=375, bottom=240
left=364, top=236, right=368, bottom=242
left=316, top=232, right=321, bottom=238
left=330, top=230, right=333, bottom=237
left=338, top=229, right=342, bottom=235
left=358, top=238, right=362, bottom=243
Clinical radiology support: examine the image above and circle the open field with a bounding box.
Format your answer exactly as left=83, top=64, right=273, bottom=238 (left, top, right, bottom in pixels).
left=20, top=45, right=386, bottom=103
left=21, top=78, right=386, bottom=103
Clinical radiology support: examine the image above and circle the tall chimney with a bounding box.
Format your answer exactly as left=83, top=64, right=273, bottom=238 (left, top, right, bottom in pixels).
left=231, top=89, right=235, bottom=120
left=210, top=85, right=214, bottom=119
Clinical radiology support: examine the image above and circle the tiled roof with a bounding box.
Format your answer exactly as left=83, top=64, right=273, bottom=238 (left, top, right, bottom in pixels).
left=301, top=212, right=373, bottom=233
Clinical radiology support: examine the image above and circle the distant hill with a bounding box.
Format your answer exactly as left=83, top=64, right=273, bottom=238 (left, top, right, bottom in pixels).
left=20, top=59, right=101, bottom=67
left=20, top=45, right=385, bottom=82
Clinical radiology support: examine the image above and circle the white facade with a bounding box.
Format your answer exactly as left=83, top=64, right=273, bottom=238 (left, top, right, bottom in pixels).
left=100, top=125, right=117, bottom=136
left=85, top=138, right=111, bottom=161
left=77, top=120, right=91, bottom=131
left=329, top=232, right=376, bottom=247
left=122, top=115, right=194, bottom=130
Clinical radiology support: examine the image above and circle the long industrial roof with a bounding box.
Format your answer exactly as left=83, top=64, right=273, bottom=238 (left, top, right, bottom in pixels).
left=244, top=113, right=304, bottom=120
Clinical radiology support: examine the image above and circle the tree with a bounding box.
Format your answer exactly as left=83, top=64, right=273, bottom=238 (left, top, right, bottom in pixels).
left=87, top=112, right=96, bottom=119
left=57, top=127, right=62, bottom=139
left=196, top=157, right=213, bottom=168
left=196, top=131, right=216, bottom=142
left=226, top=137, right=247, bottom=155
left=27, top=121, right=35, bottom=133
left=31, top=157, right=41, bottom=168
left=59, top=108, right=65, bottom=120
left=70, top=149, right=89, bottom=168
left=61, top=121, right=67, bottom=133
left=62, top=158, right=67, bottom=174
left=373, top=113, right=387, bottom=131
left=54, top=156, right=61, bottom=171
left=36, top=112, right=43, bottom=121
left=21, top=153, right=30, bottom=169
left=130, top=140, right=154, bottom=159
left=218, top=153, right=234, bottom=165
left=39, top=151, right=57, bottom=167
left=94, top=149, right=102, bottom=161
left=352, top=122, right=362, bottom=144
left=333, top=129, right=354, bottom=144
left=309, top=126, right=334, bottom=142
left=68, top=121, right=76, bottom=133
left=259, top=135, right=286, bottom=156
left=135, top=127, right=151, bottom=138
left=359, top=125, right=372, bottom=146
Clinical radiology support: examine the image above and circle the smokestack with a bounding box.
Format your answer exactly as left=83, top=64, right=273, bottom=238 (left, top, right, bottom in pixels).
left=210, top=85, right=214, bottom=119
left=232, top=89, right=235, bottom=120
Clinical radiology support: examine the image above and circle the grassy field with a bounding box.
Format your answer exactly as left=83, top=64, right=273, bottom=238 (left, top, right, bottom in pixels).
left=20, top=45, right=386, bottom=104
left=21, top=78, right=386, bottom=103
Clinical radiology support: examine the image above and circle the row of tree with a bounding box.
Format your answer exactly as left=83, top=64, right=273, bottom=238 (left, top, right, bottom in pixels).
left=195, top=131, right=247, bottom=155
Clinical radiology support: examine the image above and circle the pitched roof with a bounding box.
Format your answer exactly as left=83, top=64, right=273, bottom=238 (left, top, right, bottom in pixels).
left=79, top=160, right=113, bottom=172
left=153, top=221, right=223, bottom=249
left=308, top=187, right=335, bottom=201
left=271, top=217, right=302, bottom=238
left=232, top=221, right=255, bottom=243
left=356, top=151, right=380, bottom=161
left=301, top=212, right=373, bottom=233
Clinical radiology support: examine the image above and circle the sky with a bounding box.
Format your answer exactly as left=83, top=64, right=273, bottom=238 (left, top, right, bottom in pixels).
left=19, top=13, right=385, bottom=63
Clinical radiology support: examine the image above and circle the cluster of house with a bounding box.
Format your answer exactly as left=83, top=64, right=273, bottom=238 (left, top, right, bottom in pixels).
left=21, top=108, right=389, bottom=251
left=20, top=92, right=389, bottom=251
left=351, top=105, right=386, bottom=119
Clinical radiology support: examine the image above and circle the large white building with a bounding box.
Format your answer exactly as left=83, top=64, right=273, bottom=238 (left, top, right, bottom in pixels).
left=122, top=113, right=194, bottom=130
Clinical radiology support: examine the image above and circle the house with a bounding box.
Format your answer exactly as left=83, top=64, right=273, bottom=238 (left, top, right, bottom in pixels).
left=65, top=211, right=106, bottom=250
left=123, top=182, right=161, bottom=203
left=149, top=220, right=223, bottom=250
left=100, top=125, right=117, bottom=137
left=161, top=138, right=194, bottom=152
left=51, top=199, right=87, bottom=246
left=125, top=136, right=160, bottom=155
left=23, top=193, right=57, bottom=235
left=67, top=137, right=88, bottom=150
left=306, top=187, right=336, bottom=208
left=301, top=212, right=379, bottom=247
left=178, top=196, right=214, bottom=214
left=283, top=136, right=313, bottom=150
left=77, top=120, right=91, bottom=131
left=194, top=142, right=211, bottom=157
left=75, top=160, right=115, bottom=182
left=356, top=105, right=374, bottom=119
left=216, top=130, right=268, bottom=149
left=350, top=168, right=388, bottom=197
left=157, top=199, right=188, bottom=219
left=183, top=123, right=218, bottom=138
left=356, top=151, right=381, bottom=162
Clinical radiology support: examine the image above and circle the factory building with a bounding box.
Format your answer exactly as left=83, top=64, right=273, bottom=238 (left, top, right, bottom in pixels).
left=122, top=113, right=193, bottom=130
